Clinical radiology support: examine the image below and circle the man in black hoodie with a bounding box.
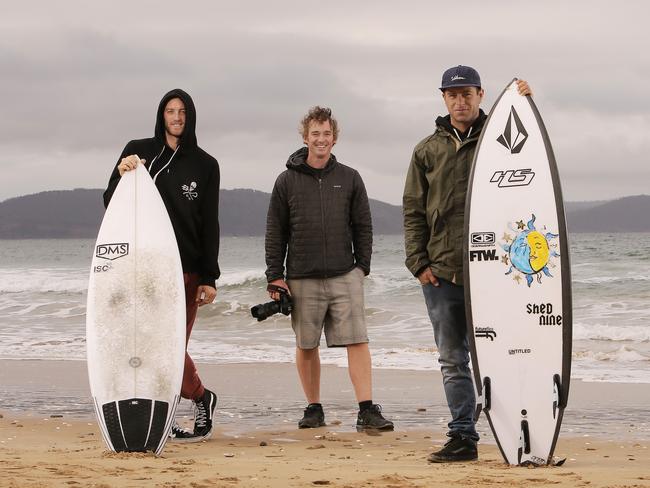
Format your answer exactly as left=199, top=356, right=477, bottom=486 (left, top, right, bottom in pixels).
left=104, top=89, right=220, bottom=443
left=265, top=106, right=393, bottom=432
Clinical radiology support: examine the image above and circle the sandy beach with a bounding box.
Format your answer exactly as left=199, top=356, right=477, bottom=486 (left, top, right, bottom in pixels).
left=1, top=360, right=649, bottom=487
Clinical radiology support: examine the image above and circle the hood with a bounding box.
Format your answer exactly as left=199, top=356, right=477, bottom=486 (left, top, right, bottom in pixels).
left=286, top=146, right=337, bottom=174
left=435, top=108, right=487, bottom=140
left=154, top=88, right=198, bottom=149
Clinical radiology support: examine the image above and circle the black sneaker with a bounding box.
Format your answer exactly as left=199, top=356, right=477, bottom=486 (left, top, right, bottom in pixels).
left=356, top=404, right=394, bottom=431
left=193, top=389, right=217, bottom=439
left=298, top=404, right=325, bottom=429
left=427, top=436, right=478, bottom=463
left=169, top=423, right=202, bottom=443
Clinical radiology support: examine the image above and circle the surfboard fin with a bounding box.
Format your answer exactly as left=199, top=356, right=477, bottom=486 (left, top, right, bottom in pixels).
left=483, top=377, right=491, bottom=411
left=552, top=374, right=562, bottom=418
left=518, top=419, right=531, bottom=464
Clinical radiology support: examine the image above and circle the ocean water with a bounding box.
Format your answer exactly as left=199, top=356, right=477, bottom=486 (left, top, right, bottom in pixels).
left=0, top=234, right=648, bottom=383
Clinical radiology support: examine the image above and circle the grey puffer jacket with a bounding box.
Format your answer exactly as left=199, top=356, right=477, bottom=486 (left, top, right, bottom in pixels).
left=265, top=147, right=372, bottom=281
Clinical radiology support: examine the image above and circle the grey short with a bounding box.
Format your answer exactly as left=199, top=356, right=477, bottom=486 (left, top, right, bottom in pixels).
left=287, top=267, right=368, bottom=349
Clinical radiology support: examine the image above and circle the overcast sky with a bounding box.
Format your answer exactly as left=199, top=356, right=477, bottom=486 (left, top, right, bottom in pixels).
left=1, top=0, right=648, bottom=205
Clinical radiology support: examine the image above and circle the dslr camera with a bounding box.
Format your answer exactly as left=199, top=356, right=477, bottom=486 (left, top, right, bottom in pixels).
left=251, top=284, right=293, bottom=322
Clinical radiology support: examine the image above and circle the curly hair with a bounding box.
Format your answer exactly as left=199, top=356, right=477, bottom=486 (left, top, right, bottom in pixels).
left=300, top=106, right=339, bottom=141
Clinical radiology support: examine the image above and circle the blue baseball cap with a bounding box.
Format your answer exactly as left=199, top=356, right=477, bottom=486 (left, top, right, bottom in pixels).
left=439, top=65, right=482, bottom=91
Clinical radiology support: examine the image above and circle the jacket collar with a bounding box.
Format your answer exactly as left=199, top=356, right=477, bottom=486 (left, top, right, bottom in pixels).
left=435, top=109, right=487, bottom=142
left=286, top=146, right=338, bottom=175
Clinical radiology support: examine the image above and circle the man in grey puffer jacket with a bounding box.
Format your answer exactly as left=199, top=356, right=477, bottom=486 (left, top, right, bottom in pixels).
left=264, top=106, right=393, bottom=432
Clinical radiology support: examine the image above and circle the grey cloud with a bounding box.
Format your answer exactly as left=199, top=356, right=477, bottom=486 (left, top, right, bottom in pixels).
left=1, top=0, right=649, bottom=204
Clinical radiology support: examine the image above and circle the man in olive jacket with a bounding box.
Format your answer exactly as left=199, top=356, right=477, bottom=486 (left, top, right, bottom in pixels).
left=403, top=66, right=531, bottom=462
left=265, top=106, right=393, bottom=432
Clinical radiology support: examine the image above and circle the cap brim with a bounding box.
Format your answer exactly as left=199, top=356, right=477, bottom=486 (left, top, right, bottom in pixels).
left=439, top=83, right=482, bottom=91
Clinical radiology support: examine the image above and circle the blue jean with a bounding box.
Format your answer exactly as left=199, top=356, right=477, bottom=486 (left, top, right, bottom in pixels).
left=422, top=278, right=478, bottom=441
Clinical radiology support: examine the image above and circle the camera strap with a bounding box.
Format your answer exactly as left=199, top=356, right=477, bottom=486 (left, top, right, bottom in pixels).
left=267, top=284, right=289, bottom=294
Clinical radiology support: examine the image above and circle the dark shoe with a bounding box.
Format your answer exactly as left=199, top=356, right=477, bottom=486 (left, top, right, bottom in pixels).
left=298, top=404, right=325, bottom=429
left=193, top=389, right=217, bottom=439
left=427, top=436, right=478, bottom=463
left=356, top=404, right=394, bottom=431
left=169, top=423, right=202, bottom=443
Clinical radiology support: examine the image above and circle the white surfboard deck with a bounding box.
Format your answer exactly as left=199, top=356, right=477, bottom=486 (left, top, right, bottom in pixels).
left=86, top=161, right=185, bottom=455
left=464, top=79, right=572, bottom=465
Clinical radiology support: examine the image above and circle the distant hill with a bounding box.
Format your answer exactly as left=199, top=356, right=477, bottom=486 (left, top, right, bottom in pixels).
left=1, top=190, right=648, bottom=239
left=0, top=189, right=104, bottom=238
left=0, top=188, right=403, bottom=238
left=218, top=188, right=403, bottom=235
left=565, top=195, right=650, bottom=232
left=564, top=200, right=608, bottom=213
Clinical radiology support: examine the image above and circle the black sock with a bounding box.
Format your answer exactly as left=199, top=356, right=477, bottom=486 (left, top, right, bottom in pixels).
left=308, top=403, right=323, bottom=410
left=358, top=400, right=373, bottom=412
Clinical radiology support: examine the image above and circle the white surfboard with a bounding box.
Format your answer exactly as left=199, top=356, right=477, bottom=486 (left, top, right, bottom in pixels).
left=86, top=161, right=186, bottom=455
left=464, top=79, right=572, bottom=465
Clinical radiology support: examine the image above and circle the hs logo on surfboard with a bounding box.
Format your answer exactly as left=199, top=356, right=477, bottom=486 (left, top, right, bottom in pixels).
left=182, top=181, right=198, bottom=201
left=500, top=214, right=560, bottom=287
left=490, top=168, right=535, bottom=188
left=497, top=105, right=528, bottom=153
left=96, top=243, right=129, bottom=261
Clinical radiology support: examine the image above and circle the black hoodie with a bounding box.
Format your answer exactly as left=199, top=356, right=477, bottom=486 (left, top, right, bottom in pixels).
left=435, top=109, right=487, bottom=142
left=103, top=89, right=220, bottom=286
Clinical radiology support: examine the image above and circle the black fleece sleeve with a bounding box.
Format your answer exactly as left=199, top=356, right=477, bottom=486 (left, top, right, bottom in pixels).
left=264, top=174, right=290, bottom=282
left=199, top=162, right=221, bottom=286
left=103, top=142, right=133, bottom=208
left=351, top=170, right=373, bottom=275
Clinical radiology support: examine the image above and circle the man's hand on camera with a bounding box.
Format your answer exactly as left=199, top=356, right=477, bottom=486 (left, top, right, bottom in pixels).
left=268, top=279, right=290, bottom=300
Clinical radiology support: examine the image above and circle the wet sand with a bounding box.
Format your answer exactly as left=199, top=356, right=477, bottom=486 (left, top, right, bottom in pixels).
left=1, top=360, right=649, bottom=487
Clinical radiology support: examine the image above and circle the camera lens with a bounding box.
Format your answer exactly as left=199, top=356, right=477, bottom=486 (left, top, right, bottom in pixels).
left=251, top=300, right=281, bottom=321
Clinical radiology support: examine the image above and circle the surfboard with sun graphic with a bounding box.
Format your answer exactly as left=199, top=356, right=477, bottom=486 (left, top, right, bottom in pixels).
left=464, top=79, right=572, bottom=466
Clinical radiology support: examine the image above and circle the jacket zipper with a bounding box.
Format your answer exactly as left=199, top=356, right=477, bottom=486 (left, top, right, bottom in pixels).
left=318, top=177, right=328, bottom=278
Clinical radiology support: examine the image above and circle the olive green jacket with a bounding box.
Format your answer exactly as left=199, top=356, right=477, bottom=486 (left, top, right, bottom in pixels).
left=402, top=112, right=486, bottom=285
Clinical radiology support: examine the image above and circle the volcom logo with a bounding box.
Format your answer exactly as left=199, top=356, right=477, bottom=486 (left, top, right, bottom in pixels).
left=182, top=181, right=198, bottom=201
left=96, top=243, right=129, bottom=261
left=475, top=327, right=497, bottom=341
left=490, top=168, right=535, bottom=188
left=451, top=75, right=465, bottom=81
left=497, top=105, right=528, bottom=153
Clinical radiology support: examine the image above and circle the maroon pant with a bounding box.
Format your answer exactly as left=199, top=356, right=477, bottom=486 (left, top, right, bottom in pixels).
left=181, top=273, right=205, bottom=400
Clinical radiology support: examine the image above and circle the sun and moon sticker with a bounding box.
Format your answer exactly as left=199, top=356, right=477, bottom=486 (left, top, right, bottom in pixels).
left=500, top=214, right=560, bottom=287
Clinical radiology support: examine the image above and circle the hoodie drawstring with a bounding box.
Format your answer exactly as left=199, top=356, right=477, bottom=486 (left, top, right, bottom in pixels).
left=150, top=145, right=180, bottom=183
